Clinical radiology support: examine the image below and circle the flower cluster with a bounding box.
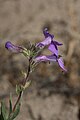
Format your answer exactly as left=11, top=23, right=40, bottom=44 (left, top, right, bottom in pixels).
left=5, top=28, right=67, bottom=72
left=35, top=28, right=67, bottom=72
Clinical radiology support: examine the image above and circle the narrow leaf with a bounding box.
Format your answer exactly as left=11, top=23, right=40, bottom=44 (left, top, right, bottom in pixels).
left=10, top=103, right=20, bottom=120
left=1, top=101, right=7, bottom=120
left=9, top=94, right=12, bottom=114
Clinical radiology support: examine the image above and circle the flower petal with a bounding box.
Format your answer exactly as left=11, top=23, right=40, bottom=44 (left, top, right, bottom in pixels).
left=46, top=54, right=57, bottom=61
left=43, top=28, right=54, bottom=39
left=57, top=57, right=67, bottom=72
left=53, top=41, right=63, bottom=46
left=34, top=54, right=57, bottom=62
left=48, top=43, right=58, bottom=56
left=34, top=55, right=47, bottom=62
left=36, top=37, right=52, bottom=47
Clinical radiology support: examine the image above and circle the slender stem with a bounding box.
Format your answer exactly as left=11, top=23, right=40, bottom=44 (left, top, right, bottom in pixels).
left=12, top=91, right=22, bottom=112
left=12, top=59, right=31, bottom=113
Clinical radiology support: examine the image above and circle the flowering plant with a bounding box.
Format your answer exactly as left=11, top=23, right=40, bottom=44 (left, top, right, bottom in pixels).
left=0, top=28, right=67, bottom=120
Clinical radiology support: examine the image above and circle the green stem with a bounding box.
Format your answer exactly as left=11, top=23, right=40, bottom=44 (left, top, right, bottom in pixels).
left=11, top=59, right=31, bottom=114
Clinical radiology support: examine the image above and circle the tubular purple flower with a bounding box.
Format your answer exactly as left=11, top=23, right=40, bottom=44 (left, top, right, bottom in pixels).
left=36, top=28, right=63, bottom=56
left=34, top=54, right=57, bottom=62
left=35, top=28, right=67, bottom=72
left=34, top=54, right=67, bottom=72
left=5, top=41, right=24, bottom=53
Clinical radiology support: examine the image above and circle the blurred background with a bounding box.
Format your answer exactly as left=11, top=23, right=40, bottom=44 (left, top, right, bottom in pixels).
left=0, top=0, right=80, bottom=120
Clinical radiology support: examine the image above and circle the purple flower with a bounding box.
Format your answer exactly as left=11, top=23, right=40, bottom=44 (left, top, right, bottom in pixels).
left=34, top=54, right=67, bottom=72
left=35, top=28, right=67, bottom=72
left=5, top=41, right=24, bottom=53
left=34, top=54, right=57, bottom=62
left=36, top=28, right=63, bottom=56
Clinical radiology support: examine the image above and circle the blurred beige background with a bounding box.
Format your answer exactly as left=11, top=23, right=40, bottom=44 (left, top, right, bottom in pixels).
left=0, top=0, right=80, bottom=120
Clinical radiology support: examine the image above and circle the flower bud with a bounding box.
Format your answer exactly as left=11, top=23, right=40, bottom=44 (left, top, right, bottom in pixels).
left=5, top=41, right=23, bottom=53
